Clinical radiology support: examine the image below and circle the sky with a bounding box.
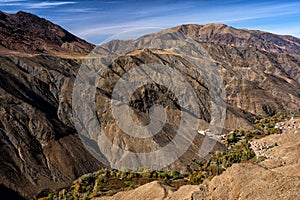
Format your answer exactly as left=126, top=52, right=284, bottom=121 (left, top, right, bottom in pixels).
left=0, top=0, right=300, bottom=44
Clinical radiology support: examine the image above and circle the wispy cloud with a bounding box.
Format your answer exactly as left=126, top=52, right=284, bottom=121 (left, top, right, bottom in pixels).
left=0, top=3, right=22, bottom=6
left=26, top=1, right=76, bottom=9
left=0, top=0, right=26, bottom=6
left=76, top=24, right=162, bottom=44
left=77, top=24, right=137, bottom=36
left=0, top=0, right=27, bottom=2
left=61, top=8, right=98, bottom=13
left=0, top=0, right=76, bottom=8
left=213, top=2, right=300, bottom=23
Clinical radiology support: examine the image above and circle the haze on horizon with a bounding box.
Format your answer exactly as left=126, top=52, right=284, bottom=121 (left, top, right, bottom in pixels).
left=0, top=0, right=300, bottom=44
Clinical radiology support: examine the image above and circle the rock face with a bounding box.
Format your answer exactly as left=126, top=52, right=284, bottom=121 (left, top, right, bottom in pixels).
left=0, top=11, right=101, bottom=198
left=88, top=48, right=225, bottom=171
left=0, top=11, right=300, bottom=199
left=200, top=42, right=300, bottom=127
left=0, top=11, right=94, bottom=56
left=0, top=55, right=103, bottom=199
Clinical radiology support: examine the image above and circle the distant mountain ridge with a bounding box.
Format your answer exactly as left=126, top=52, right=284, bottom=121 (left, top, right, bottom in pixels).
left=173, top=24, right=300, bottom=55
left=103, top=23, right=300, bottom=56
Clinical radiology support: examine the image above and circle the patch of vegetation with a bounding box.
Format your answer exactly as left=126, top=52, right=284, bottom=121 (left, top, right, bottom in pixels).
left=39, top=114, right=291, bottom=200
left=223, top=113, right=287, bottom=148
left=188, top=140, right=255, bottom=184
left=39, top=169, right=188, bottom=199
left=253, top=112, right=286, bottom=132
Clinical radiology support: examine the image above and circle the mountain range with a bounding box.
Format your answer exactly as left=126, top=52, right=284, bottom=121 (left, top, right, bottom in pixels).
left=0, top=11, right=299, bottom=199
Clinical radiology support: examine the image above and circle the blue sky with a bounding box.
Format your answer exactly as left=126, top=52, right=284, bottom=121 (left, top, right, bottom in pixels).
left=1, top=0, right=300, bottom=44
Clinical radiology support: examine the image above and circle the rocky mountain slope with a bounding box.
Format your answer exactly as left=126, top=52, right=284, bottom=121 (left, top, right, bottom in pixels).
left=193, top=117, right=300, bottom=200
left=0, top=55, right=103, bottom=199
left=102, top=25, right=300, bottom=129
left=0, top=11, right=94, bottom=56
left=0, top=11, right=102, bottom=199
left=94, top=118, right=300, bottom=200
left=0, top=11, right=300, bottom=199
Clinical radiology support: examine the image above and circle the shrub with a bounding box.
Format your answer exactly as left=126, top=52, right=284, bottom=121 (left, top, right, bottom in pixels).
left=124, top=181, right=132, bottom=186
left=46, top=193, right=54, bottom=200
